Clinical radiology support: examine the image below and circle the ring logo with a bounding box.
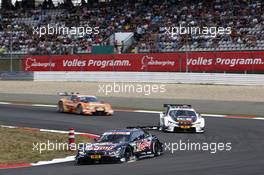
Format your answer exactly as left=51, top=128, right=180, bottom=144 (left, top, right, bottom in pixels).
left=141, top=55, right=175, bottom=70
left=25, top=57, right=36, bottom=70
left=25, top=57, right=55, bottom=70
left=141, top=55, right=153, bottom=69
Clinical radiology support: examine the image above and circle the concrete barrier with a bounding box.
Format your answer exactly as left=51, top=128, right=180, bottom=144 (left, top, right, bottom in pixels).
left=0, top=72, right=33, bottom=80
left=33, top=72, right=264, bottom=85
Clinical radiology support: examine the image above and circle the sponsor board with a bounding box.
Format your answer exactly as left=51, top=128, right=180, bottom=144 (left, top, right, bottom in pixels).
left=184, top=52, right=264, bottom=71
left=23, top=52, right=264, bottom=72
left=22, top=54, right=178, bottom=71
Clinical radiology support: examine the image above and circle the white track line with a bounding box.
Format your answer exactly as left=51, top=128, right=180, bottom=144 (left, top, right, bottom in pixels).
left=133, top=110, right=161, bottom=114
left=0, top=125, right=17, bottom=129
left=0, top=125, right=100, bottom=137
left=0, top=102, right=11, bottom=105
left=254, top=117, right=264, bottom=120
left=32, top=104, right=57, bottom=108
left=31, top=156, right=75, bottom=166
left=39, top=129, right=68, bottom=134
left=201, top=114, right=226, bottom=118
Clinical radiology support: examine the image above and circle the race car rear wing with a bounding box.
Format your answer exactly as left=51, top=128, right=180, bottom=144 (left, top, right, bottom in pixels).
left=163, top=104, right=192, bottom=108
left=57, top=92, right=79, bottom=96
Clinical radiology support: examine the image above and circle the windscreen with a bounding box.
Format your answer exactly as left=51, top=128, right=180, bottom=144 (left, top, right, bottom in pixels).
left=98, top=132, right=131, bottom=143
left=169, top=110, right=197, bottom=120
left=79, top=96, right=97, bottom=103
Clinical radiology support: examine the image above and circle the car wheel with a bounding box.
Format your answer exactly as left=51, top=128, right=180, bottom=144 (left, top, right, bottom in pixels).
left=121, top=147, right=133, bottom=163
left=76, top=105, right=83, bottom=115
left=197, top=128, right=205, bottom=134
left=158, top=121, right=164, bottom=131
left=75, top=160, right=82, bottom=165
left=152, top=141, right=162, bottom=156
left=58, top=102, right=64, bottom=113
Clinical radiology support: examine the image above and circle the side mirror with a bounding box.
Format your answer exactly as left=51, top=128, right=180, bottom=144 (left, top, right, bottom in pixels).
left=94, top=137, right=99, bottom=142
left=132, top=137, right=139, bottom=142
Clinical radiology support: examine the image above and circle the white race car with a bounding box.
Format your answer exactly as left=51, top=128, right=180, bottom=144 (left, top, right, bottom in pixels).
left=159, top=104, right=205, bottom=133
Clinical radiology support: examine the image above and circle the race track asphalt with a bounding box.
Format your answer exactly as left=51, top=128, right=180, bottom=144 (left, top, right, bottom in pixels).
left=1, top=93, right=264, bottom=116
left=0, top=104, right=263, bottom=175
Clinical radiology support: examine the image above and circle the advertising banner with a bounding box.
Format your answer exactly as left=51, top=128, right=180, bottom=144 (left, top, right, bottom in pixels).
left=23, top=52, right=264, bottom=72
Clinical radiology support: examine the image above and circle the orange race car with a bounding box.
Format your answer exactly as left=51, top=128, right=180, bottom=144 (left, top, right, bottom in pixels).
left=57, top=93, right=114, bottom=116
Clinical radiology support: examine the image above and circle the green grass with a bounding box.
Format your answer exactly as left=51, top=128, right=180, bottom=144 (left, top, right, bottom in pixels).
left=0, top=127, right=93, bottom=164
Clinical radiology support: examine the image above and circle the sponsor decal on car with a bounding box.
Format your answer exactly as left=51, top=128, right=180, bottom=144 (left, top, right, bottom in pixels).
left=86, top=145, right=116, bottom=151
left=136, top=139, right=151, bottom=151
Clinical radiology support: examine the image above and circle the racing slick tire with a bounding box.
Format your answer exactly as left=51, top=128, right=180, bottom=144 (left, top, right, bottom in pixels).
left=152, top=141, right=162, bottom=156
left=76, top=160, right=82, bottom=165
left=158, top=121, right=165, bottom=132
left=197, top=127, right=205, bottom=134
left=120, top=147, right=134, bottom=163
left=75, top=159, right=91, bottom=165
left=58, top=102, right=65, bottom=113
left=76, top=105, right=83, bottom=115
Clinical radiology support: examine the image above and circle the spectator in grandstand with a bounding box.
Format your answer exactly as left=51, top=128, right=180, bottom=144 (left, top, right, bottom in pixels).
left=121, top=41, right=125, bottom=53
left=0, top=47, right=5, bottom=55
left=0, top=0, right=264, bottom=55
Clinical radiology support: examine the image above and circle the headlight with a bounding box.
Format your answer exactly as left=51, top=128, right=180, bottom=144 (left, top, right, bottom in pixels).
left=192, top=116, right=197, bottom=122
left=87, top=106, right=94, bottom=110
left=108, top=147, right=122, bottom=156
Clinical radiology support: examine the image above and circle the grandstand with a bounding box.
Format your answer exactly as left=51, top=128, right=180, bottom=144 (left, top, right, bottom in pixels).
left=0, top=0, right=263, bottom=56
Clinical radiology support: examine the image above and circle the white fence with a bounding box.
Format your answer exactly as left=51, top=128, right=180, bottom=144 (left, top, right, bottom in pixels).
left=34, top=72, right=264, bottom=85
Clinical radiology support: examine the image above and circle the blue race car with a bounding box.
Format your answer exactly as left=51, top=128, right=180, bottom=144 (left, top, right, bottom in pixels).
left=76, top=128, right=163, bottom=164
